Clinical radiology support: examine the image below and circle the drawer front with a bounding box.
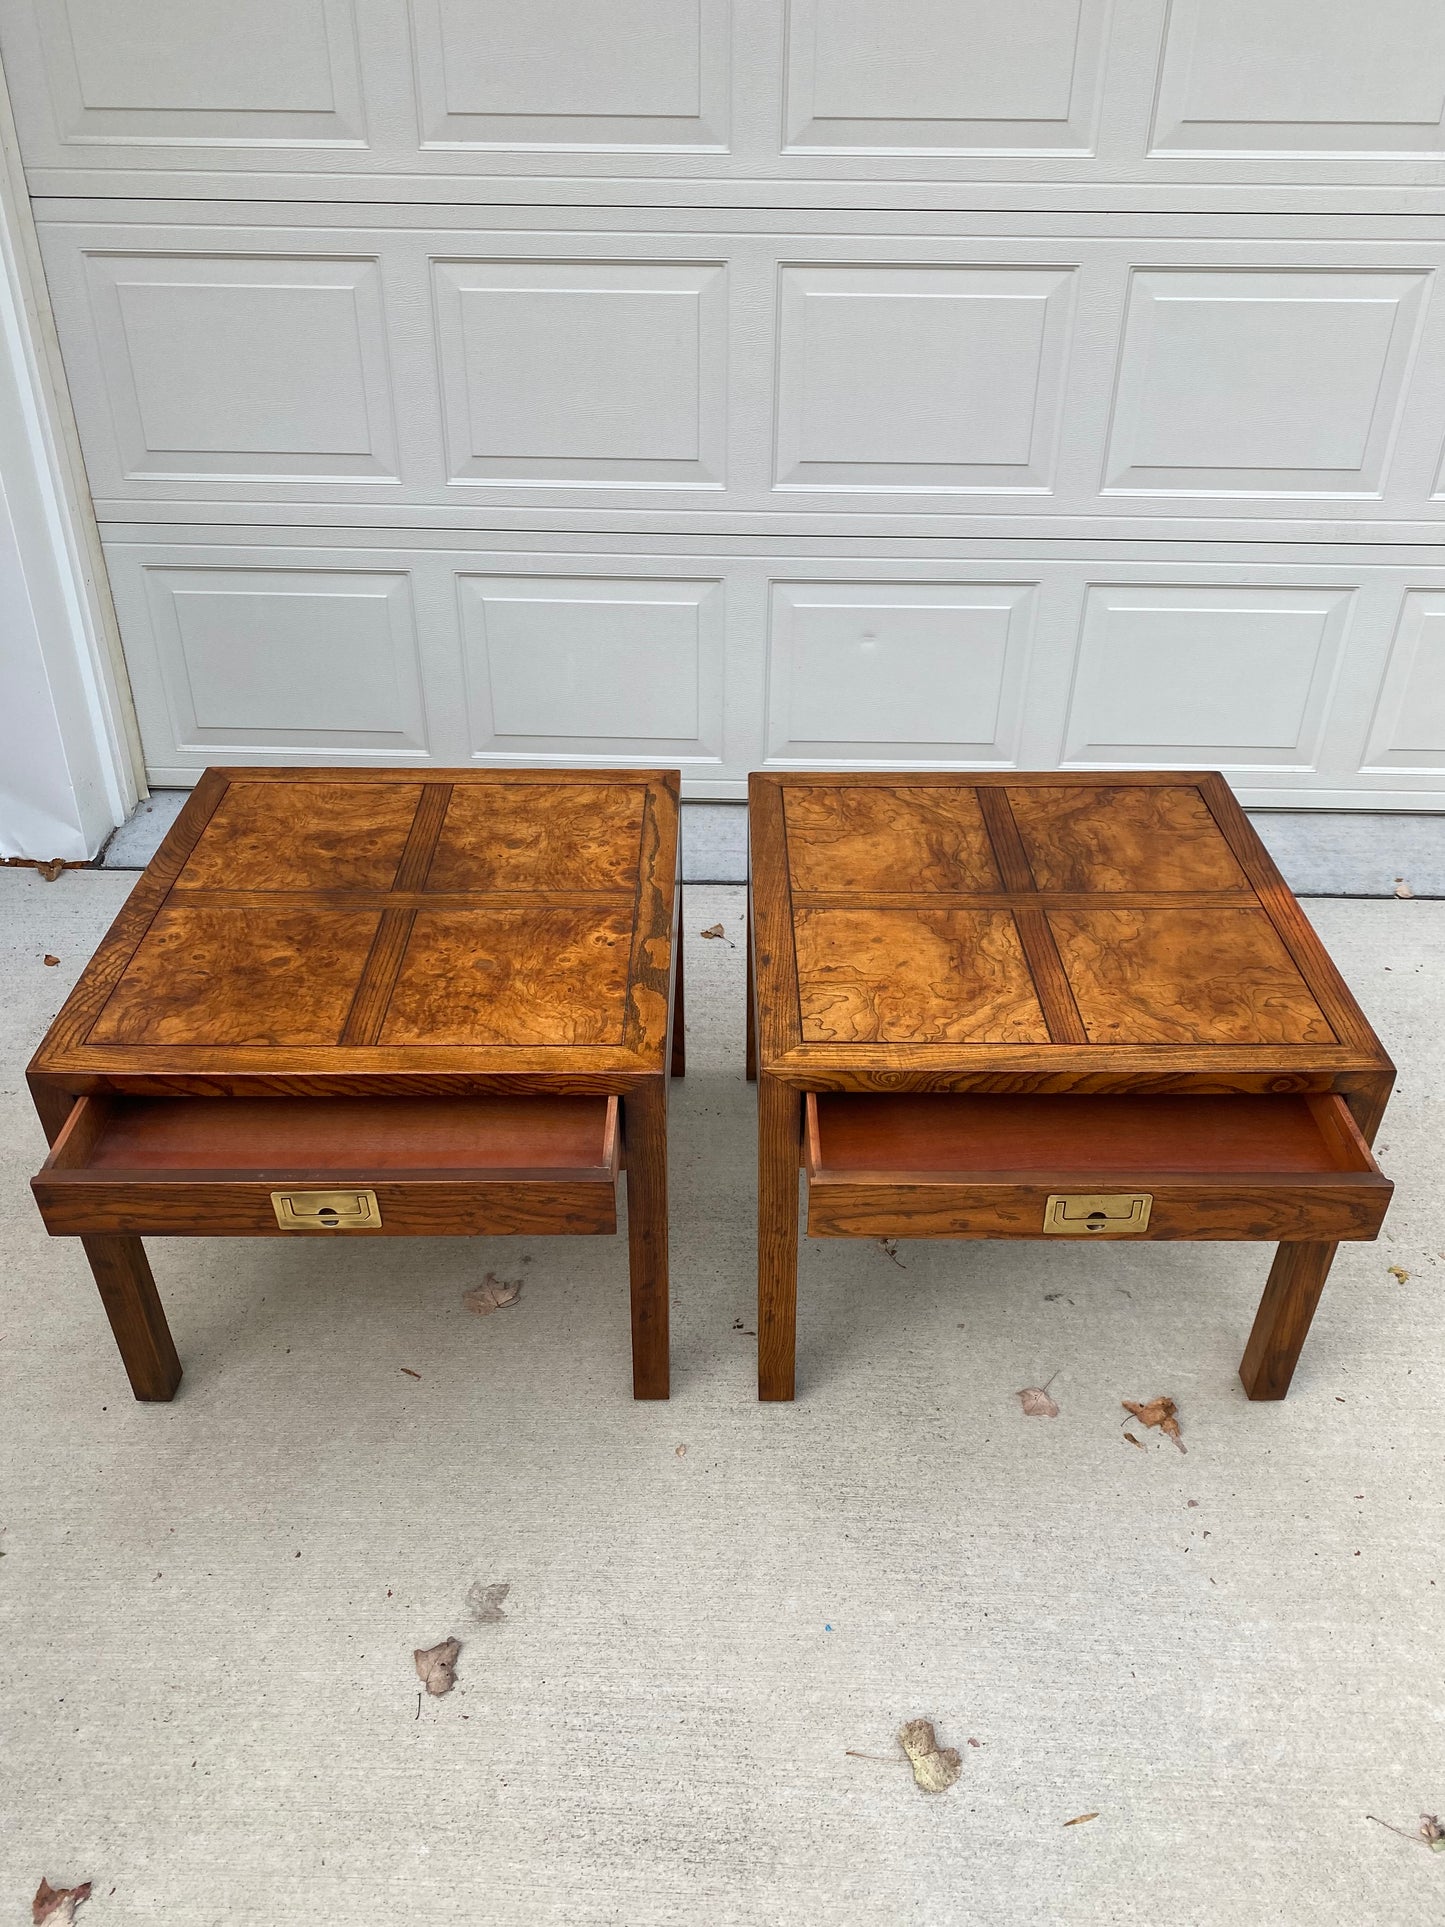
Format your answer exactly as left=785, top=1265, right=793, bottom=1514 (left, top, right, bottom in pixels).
left=33, top=1175, right=618, bottom=1237
left=803, top=1091, right=1392, bottom=1243
left=31, top=1093, right=621, bottom=1237
left=805, top=1178, right=1389, bottom=1242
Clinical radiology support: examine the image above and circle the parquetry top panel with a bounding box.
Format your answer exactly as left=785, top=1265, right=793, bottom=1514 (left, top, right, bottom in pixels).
left=749, top=770, right=1387, bottom=1078
left=784, top=785, right=1000, bottom=894
left=424, top=784, right=646, bottom=893
left=1007, top=784, right=1248, bottom=893
left=31, top=768, right=679, bottom=1088
left=793, top=907, right=1049, bottom=1044
left=88, top=907, right=378, bottom=1047
left=175, top=781, right=423, bottom=893
left=1048, top=908, right=1336, bottom=1046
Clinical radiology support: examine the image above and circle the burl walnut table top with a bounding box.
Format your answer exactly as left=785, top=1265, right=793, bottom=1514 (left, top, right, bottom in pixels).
left=31, top=768, right=680, bottom=1098
left=748, top=771, right=1390, bottom=1093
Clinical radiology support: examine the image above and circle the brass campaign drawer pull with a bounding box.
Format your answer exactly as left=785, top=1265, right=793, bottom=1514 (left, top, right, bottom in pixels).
left=271, top=1188, right=381, bottom=1231
left=1042, top=1192, right=1153, bottom=1235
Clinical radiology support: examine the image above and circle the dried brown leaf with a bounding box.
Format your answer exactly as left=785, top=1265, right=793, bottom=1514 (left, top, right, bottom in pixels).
left=43, top=954, right=59, bottom=967
left=1063, top=1812, right=1100, bottom=1828
left=414, top=1637, right=461, bottom=1696
left=1123, top=1396, right=1186, bottom=1453
left=466, top=1581, right=510, bottom=1625
left=463, top=1272, right=522, bottom=1316
left=879, top=1238, right=906, bottom=1269
left=1367, top=1812, right=1445, bottom=1850
left=1123, top=1432, right=1143, bottom=1448
left=1017, top=1373, right=1060, bottom=1419
left=33, top=1880, right=91, bottom=1925
left=898, top=1718, right=962, bottom=1793
left=399, top=1367, right=421, bottom=1379
left=36, top=860, right=65, bottom=883
left=699, top=923, right=734, bottom=946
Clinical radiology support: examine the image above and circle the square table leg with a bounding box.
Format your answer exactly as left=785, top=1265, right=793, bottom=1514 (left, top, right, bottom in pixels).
left=81, top=1234, right=182, bottom=1402
left=757, top=1073, right=801, bottom=1400
left=624, top=1077, right=670, bottom=1399
left=745, top=905, right=757, bottom=1082
left=670, top=892, right=686, bottom=1080
left=1238, top=1240, right=1337, bottom=1401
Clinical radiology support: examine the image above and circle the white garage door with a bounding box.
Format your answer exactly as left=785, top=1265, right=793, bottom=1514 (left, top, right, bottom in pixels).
left=3, top=0, right=1444, bottom=804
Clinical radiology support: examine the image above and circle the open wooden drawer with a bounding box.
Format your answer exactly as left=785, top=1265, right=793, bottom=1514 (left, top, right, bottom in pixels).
left=33, top=1095, right=621, bottom=1237
left=803, top=1093, right=1390, bottom=1242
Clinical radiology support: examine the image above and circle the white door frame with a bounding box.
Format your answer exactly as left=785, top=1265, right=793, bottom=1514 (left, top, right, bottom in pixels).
left=0, top=54, right=141, bottom=861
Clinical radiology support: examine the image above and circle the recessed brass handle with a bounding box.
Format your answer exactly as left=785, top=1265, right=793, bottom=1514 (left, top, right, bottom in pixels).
left=1043, top=1192, right=1152, bottom=1235
left=271, top=1189, right=381, bottom=1230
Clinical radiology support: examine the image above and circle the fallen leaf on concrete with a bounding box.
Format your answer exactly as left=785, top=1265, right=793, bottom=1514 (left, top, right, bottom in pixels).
left=1016, top=1372, right=1060, bottom=1419
left=1063, top=1812, right=1100, bottom=1828
left=414, top=1637, right=461, bottom=1696
left=466, top=1581, right=510, bottom=1625
left=32, top=1880, right=91, bottom=1924
left=1367, top=1812, right=1445, bottom=1851
left=879, top=1238, right=906, bottom=1268
left=1123, top=1396, right=1186, bottom=1453
left=898, top=1719, right=962, bottom=1793
left=1123, top=1432, right=1143, bottom=1448
left=700, top=923, right=734, bottom=946
left=399, top=1367, right=421, bottom=1379
left=36, top=860, right=65, bottom=883
left=463, top=1272, right=522, bottom=1315
left=43, top=955, right=59, bottom=967
left=1389, top=1265, right=1411, bottom=1284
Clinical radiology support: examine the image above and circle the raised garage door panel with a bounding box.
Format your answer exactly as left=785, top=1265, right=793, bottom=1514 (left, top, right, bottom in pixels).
left=8, top=0, right=1445, bottom=193
left=6, top=0, right=1445, bottom=808
left=36, top=212, right=1445, bottom=531
left=99, top=530, right=1445, bottom=806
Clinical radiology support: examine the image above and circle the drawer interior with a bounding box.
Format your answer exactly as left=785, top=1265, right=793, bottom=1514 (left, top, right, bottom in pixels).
left=805, top=1093, right=1378, bottom=1181
left=45, top=1094, right=620, bottom=1183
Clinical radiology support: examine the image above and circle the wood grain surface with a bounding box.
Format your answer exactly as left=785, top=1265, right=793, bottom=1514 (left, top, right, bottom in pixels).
left=30, top=767, right=679, bottom=1086
left=380, top=908, right=635, bottom=1046
left=1047, top=907, right=1337, bottom=1046
left=175, top=781, right=423, bottom=892
left=424, top=782, right=645, bottom=893
left=1008, top=783, right=1248, bottom=893
left=753, top=771, right=1362, bottom=1073
left=784, top=784, right=1000, bottom=893
left=79, top=1234, right=181, bottom=1401
left=28, top=767, right=681, bottom=1403
left=40, top=1180, right=622, bottom=1240
left=89, top=907, right=379, bottom=1046
left=748, top=768, right=1395, bottom=1401
left=64, top=1094, right=618, bottom=1173
left=806, top=1092, right=1375, bottom=1176
left=1238, top=1242, right=1339, bottom=1399
left=792, top=906, right=1049, bottom=1044
left=804, top=1181, right=1389, bottom=1243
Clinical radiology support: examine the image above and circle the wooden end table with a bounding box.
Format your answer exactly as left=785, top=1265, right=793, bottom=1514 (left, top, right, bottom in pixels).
left=747, top=771, right=1394, bottom=1402
left=29, top=767, right=681, bottom=1401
